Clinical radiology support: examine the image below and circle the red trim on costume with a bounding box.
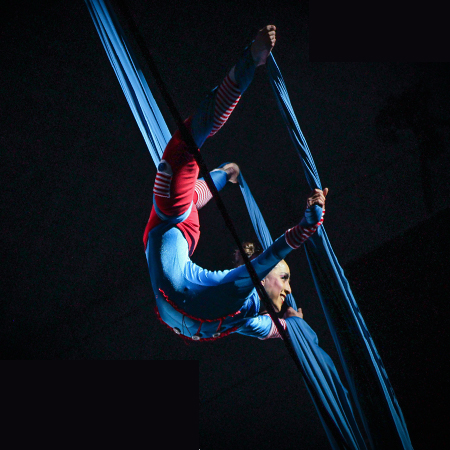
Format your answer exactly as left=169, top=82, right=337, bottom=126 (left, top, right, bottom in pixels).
left=154, top=306, right=239, bottom=342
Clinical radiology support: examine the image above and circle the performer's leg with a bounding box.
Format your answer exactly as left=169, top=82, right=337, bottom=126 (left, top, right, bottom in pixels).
left=149, top=27, right=273, bottom=222
left=152, top=36, right=255, bottom=218
left=153, top=150, right=239, bottom=218
left=152, top=119, right=199, bottom=218
left=193, top=163, right=239, bottom=209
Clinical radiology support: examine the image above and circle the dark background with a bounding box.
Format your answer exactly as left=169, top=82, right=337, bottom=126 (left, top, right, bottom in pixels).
left=1, top=1, right=449, bottom=449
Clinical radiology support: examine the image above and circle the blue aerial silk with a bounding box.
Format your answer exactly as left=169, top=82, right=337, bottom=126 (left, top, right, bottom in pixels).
left=85, top=1, right=413, bottom=448
left=85, top=0, right=170, bottom=165
left=267, top=56, right=413, bottom=450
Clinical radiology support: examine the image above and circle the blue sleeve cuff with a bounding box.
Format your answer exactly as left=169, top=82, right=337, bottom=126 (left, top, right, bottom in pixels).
left=300, top=205, right=323, bottom=227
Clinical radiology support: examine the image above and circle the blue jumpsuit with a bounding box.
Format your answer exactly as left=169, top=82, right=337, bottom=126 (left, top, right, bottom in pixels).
left=144, top=47, right=320, bottom=341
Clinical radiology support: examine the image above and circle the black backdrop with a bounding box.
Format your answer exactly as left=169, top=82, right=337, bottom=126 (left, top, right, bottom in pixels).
left=2, top=1, right=449, bottom=449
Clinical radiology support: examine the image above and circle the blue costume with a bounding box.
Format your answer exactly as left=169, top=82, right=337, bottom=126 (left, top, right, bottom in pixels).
left=85, top=5, right=414, bottom=445
left=144, top=46, right=322, bottom=341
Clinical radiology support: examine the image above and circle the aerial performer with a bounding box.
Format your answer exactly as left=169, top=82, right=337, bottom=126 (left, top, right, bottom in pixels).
left=144, top=25, right=328, bottom=341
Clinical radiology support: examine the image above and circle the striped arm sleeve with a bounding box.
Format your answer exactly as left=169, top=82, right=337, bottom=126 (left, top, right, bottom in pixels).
left=285, top=210, right=325, bottom=249
left=208, top=74, right=241, bottom=137
left=261, top=316, right=287, bottom=340
left=236, top=315, right=285, bottom=340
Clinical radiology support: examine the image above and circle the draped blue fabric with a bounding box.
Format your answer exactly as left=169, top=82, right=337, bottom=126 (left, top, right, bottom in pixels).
left=237, top=173, right=299, bottom=309
left=267, top=55, right=413, bottom=450
left=286, top=317, right=367, bottom=450
left=85, top=1, right=412, bottom=448
left=85, top=0, right=169, bottom=166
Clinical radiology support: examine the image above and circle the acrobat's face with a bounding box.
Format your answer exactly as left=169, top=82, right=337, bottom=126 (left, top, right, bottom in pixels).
left=261, top=260, right=291, bottom=312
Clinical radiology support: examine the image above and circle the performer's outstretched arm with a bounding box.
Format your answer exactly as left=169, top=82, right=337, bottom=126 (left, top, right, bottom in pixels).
left=236, top=188, right=328, bottom=340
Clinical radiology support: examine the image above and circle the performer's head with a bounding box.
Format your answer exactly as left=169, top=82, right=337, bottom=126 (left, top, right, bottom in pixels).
left=233, top=242, right=291, bottom=312
left=261, top=260, right=291, bottom=312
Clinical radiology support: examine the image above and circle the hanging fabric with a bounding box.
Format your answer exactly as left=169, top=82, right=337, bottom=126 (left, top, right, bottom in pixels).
left=85, top=1, right=412, bottom=448
left=237, top=174, right=297, bottom=309
left=266, top=55, right=413, bottom=450
left=238, top=170, right=367, bottom=449
left=85, top=0, right=169, bottom=165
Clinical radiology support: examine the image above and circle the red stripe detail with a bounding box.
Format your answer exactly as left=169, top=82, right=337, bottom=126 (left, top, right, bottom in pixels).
left=154, top=181, right=170, bottom=189
left=194, top=179, right=212, bottom=209
left=215, top=104, right=237, bottom=118
left=216, top=93, right=239, bottom=113
left=156, top=172, right=171, bottom=180
left=216, top=87, right=237, bottom=104
left=216, top=88, right=240, bottom=107
left=154, top=306, right=239, bottom=342
left=286, top=224, right=318, bottom=249
left=155, top=174, right=170, bottom=180
left=222, top=75, right=240, bottom=95
left=262, top=316, right=287, bottom=340
left=211, top=119, right=227, bottom=130
left=292, top=226, right=303, bottom=241
left=213, top=107, right=235, bottom=124
left=211, top=116, right=233, bottom=131
left=216, top=88, right=239, bottom=105
left=154, top=184, right=170, bottom=191
left=214, top=108, right=233, bottom=120
left=213, top=105, right=234, bottom=121
left=285, top=210, right=326, bottom=248
left=212, top=117, right=229, bottom=128
left=225, top=74, right=239, bottom=88
left=154, top=189, right=170, bottom=196
left=285, top=233, right=295, bottom=249
left=208, top=74, right=242, bottom=137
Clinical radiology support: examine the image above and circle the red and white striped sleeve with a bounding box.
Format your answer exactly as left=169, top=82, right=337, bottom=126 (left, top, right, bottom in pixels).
left=261, top=316, right=287, bottom=340
left=208, top=74, right=241, bottom=137
left=285, top=210, right=325, bottom=249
